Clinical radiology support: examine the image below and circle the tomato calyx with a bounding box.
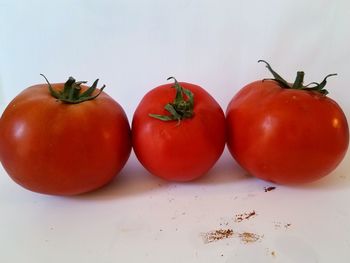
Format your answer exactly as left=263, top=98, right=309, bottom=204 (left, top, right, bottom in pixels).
left=40, top=74, right=105, bottom=104
left=149, top=77, right=194, bottom=122
left=258, top=60, right=337, bottom=95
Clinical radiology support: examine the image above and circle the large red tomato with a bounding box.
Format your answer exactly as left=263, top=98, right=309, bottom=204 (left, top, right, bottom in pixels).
left=0, top=76, right=131, bottom=195
left=132, top=77, right=226, bottom=181
left=226, top=61, right=349, bottom=184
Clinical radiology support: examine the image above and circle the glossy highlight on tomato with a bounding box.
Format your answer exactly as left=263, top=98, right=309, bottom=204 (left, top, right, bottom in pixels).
left=0, top=76, right=131, bottom=195
left=226, top=61, right=349, bottom=184
left=132, top=77, right=226, bottom=182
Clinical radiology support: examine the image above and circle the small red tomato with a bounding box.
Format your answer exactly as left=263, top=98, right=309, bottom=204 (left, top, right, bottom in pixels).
left=0, top=76, right=131, bottom=195
left=132, top=77, right=226, bottom=181
left=226, top=61, right=349, bottom=184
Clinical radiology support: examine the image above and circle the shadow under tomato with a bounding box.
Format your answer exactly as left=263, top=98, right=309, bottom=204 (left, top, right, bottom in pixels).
left=190, top=151, right=252, bottom=186
left=72, top=149, right=250, bottom=201
left=298, top=168, right=350, bottom=191
left=70, top=154, right=167, bottom=201
left=287, top=151, right=350, bottom=191
left=72, top=149, right=350, bottom=201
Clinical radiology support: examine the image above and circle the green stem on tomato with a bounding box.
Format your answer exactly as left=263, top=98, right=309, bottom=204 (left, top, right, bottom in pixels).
left=149, top=77, right=194, bottom=122
left=258, top=60, right=337, bottom=95
left=40, top=74, right=105, bottom=104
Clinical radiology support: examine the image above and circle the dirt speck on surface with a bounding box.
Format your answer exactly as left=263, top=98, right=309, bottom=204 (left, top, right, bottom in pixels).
left=284, top=223, right=292, bottom=229
left=201, top=229, right=234, bottom=243
left=274, top=221, right=292, bottom=229
left=238, top=232, right=263, bottom=243
left=201, top=229, right=263, bottom=244
left=264, top=186, right=276, bottom=192
left=234, top=210, right=257, bottom=222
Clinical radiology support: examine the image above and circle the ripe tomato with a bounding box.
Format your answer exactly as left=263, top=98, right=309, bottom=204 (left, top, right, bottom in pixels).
left=132, top=77, right=226, bottom=181
left=0, top=76, right=131, bottom=195
left=226, top=61, right=349, bottom=184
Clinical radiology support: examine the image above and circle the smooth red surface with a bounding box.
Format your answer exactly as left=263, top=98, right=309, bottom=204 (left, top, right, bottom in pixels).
left=226, top=80, right=349, bottom=184
left=132, top=82, right=226, bottom=182
left=0, top=84, right=131, bottom=195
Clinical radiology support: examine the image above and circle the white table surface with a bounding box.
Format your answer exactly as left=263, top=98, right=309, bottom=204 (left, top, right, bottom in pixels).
left=1, top=101, right=350, bottom=263
left=1, top=1, right=350, bottom=262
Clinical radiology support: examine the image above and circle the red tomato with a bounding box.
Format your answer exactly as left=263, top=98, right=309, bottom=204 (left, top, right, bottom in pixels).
left=0, top=76, right=131, bottom=195
left=226, top=61, right=349, bottom=184
left=132, top=77, right=226, bottom=181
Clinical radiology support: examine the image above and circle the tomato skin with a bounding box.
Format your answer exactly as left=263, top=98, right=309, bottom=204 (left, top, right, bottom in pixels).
left=132, top=82, right=226, bottom=181
left=0, top=83, right=131, bottom=195
left=226, top=80, right=349, bottom=184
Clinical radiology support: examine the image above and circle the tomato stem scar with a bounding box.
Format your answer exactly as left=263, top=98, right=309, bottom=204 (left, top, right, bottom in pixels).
left=258, top=60, right=337, bottom=95
left=40, top=74, right=105, bottom=104
left=149, top=77, right=195, bottom=122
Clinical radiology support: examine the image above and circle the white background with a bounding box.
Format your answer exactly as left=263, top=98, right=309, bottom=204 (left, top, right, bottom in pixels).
left=1, top=0, right=350, bottom=262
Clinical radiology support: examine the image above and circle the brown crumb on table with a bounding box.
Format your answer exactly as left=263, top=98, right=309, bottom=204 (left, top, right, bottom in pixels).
left=202, top=229, right=263, bottom=244
left=271, top=251, right=276, bottom=257
left=201, top=229, right=234, bottom=243
left=264, top=186, right=276, bottom=192
left=234, top=210, right=257, bottom=222
left=274, top=221, right=292, bottom=229
left=284, top=223, right=292, bottom=229
left=238, top=232, right=263, bottom=243
left=274, top=221, right=282, bottom=228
